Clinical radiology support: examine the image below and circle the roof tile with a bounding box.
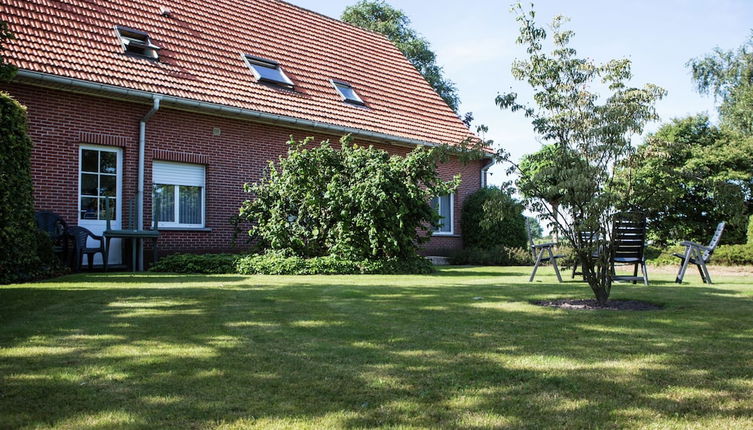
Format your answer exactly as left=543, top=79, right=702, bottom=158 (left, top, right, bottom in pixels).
left=4, top=0, right=475, bottom=145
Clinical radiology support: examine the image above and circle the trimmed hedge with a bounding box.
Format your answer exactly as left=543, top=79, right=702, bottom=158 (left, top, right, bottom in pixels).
left=460, top=187, right=528, bottom=249
left=150, top=253, right=435, bottom=275
left=448, top=246, right=532, bottom=266
left=646, top=244, right=753, bottom=266
left=0, top=92, right=44, bottom=284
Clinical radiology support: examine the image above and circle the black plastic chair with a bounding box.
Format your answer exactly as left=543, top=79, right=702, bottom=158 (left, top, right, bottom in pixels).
left=674, top=222, right=725, bottom=284
left=610, top=212, right=649, bottom=286
left=68, top=226, right=108, bottom=272
left=571, top=231, right=601, bottom=279
left=35, top=211, right=72, bottom=265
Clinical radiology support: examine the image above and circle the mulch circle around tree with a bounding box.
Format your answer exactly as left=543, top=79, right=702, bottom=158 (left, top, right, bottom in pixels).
left=534, top=299, right=663, bottom=311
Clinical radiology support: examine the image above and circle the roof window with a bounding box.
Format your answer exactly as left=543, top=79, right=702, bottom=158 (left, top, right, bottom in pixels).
left=331, top=80, right=365, bottom=105
left=116, top=26, right=159, bottom=60
left=243, top=55, right=294, bottom=89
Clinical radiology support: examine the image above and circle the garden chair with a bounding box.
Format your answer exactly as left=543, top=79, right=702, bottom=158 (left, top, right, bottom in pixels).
left=610, top=212, right=649, bottom=286
left=68, top=226, right=108, bottom=272
left=674, top=222, right=725, bottom=284
left=571, top=231, right=601, bottom=279
left=34, top=210, right=72, bottom=266
left=526, top=222, right=563, bottom=282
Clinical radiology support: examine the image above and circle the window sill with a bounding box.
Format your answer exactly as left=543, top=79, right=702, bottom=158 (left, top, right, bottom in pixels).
left=432, top=233, right=460, bottom=238
left=156, top=227, right=212, bottom=232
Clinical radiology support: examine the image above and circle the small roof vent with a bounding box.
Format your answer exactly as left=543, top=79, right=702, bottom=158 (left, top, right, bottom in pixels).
left=116, top=26, right=160, bottom=60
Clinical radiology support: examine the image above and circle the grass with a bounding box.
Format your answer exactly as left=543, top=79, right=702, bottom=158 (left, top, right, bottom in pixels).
left=1, top=266, right=752, bottom=429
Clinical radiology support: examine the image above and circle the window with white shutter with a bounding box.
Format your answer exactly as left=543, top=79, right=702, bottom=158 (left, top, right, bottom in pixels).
left=152, top=161, right=205, bottom=228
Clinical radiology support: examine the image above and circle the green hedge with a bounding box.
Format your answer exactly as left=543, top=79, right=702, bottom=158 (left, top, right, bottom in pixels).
left=448, top=246, right=532, bottom=266
left=646, top=244, right=753, bottom=266
left=150, top=253, right=435, bottom=275
left=0, top=92, right=45, bottom=284
left=460, top=187, right=528, bottom=249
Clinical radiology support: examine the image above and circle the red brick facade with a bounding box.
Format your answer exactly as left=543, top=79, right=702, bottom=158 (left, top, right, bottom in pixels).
left=7, top=84, right=483, bottom=259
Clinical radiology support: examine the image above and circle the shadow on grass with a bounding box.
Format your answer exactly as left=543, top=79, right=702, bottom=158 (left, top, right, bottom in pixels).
left=1, top=270, right=752, bottom=428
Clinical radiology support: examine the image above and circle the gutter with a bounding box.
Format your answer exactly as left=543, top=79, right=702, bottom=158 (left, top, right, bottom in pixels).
left=15, top=70, right=446, bottom=149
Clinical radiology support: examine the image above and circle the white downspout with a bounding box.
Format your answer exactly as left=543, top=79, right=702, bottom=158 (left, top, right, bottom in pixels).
left=137, top=96, right=161, bottom=270
left=480, top=158, right=494, bottom=188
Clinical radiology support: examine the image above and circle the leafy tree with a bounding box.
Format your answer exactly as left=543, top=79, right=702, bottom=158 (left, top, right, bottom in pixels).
left=689, top=35, right=753, bottom=135
left=517, top=144, right=580, bottom=241
left=0, top=20, right=17, bottom=82
left=341, top=0, right=460, bottom=112
left=239, top=135, right=458, bottom=260
left=496, top=4, right=665, bottom=304
left=621, top=115, right=751, bottom=245
left=526, top=216, right=543, bottom=240
left=460, top=186, right=527, bottom=249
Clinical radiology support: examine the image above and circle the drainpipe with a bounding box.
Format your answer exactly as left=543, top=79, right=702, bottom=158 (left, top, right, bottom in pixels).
left=480, top=158, right=494, bottom=188
left=137, top=96, right=161, bottom=270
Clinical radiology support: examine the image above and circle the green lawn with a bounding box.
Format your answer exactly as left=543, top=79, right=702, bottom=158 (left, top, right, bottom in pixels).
left=1, top=267, right=752, bottom=429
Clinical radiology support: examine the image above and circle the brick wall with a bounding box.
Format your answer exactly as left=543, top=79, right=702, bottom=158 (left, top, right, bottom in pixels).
left=5, top=83, right=483, bottom=259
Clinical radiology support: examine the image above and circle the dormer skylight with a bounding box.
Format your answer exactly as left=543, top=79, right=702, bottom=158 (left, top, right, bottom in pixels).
left=116, top=26, right=159, bottom=60
left=331, top=80, right=365, bottom=105
left=243, top=55, right=294, bottom=89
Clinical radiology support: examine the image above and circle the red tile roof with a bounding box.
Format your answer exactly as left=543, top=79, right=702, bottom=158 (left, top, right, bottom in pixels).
left=3, top=0, right=476, bottom=146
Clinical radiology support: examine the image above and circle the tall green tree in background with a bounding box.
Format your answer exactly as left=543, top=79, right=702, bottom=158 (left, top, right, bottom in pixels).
left=342, top=0, right=460, bottom=113
left=497, top=4, right=665, bottom=304
left=621, top=115, right=752, bottom=245
left=0, top=20, right=17, bottom=82
left=689, top=35, right=753, bottom=135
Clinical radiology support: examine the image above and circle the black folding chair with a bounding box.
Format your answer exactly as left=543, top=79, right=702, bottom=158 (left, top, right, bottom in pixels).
left=610, top=212, right=649, bottom=286
left=675, top=222, right=725, bottom=284
left=571, top=231, right=600, bottom=280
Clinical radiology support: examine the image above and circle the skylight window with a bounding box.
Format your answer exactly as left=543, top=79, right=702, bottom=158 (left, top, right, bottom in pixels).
left=331, top=80, right=365, bottom=105
left=243, top=55, right=294, bottom=89
left=116, top=26, right=159, bottom=60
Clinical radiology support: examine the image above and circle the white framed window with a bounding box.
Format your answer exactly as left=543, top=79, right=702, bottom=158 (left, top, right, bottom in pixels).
left=431, top=194, right=454, bottom=235
left=79, top=146, right=121, bottom=221
left=243, top=54, right=294, bottom=89
left=153, top=161, right=205, bottom=228
left=330, top=79, right=365, bottom=105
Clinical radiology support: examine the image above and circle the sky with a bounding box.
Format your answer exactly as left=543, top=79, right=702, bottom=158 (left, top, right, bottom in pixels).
left=289, top=0, right=753, bottom=185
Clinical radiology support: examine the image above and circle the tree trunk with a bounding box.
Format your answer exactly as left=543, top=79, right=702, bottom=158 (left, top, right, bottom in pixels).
left=581, top=252, right=612, bottom=306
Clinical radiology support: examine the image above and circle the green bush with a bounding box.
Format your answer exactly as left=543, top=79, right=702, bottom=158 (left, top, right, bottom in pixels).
left=150, top=253, right=241, bottom=274
left=747, top=215, right=753, bottom=244
left=461, top=187, right=527, bottom=249
left=150, top=253, right=435, bottom=275
left=448, top=246, right=532, bottom=266
left=0, top=92, right=43, bottom=284
left=236, top=253, right=434, bottom=275
left=239, top=136, right=457, bottom=260
left=646, top=244, right=753, bottom=266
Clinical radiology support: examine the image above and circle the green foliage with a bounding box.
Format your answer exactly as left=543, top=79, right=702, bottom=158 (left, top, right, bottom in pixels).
left=526, top=217, right=543, bottom=240
left=341, top=0, right=460, bottom=112
left=0, top=21, right=17, bottom=82
left=646, top=244, right=753, bottom=266
left=496, top=4, right=665, bottom=304
left=149, top=253, right=241, bottom=274
left=448, top=246, right=531, bottom=266
left=621, top=115, right=751, bottom=245
left=0, top=92, right=42, bottom=284
left=460, top=186, right=527, bottom=249
left=236, top=253, right=434, bottom=275
left=239, top=136, right=458, bottom=260
left=150, top=252, right=434, bottom=275
left=688, top=35, right=753, bottom=135
left=748, top=215, right=753, bottom=244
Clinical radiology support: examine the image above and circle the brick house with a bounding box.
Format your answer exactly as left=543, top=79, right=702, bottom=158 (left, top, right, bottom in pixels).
left=2, top=0, right=493, bottom=267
